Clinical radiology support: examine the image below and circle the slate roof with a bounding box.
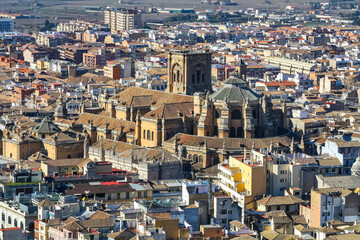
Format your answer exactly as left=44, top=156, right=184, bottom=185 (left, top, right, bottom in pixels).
left=210, top=77, right=259, bottom=103
left=32, top=116, right=62, bottom=134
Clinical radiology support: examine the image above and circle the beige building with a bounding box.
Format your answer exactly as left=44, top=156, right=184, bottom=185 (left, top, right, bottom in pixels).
left=104, top=8, right=141, bottom=32
left=104, top=64, right=121, bottom=80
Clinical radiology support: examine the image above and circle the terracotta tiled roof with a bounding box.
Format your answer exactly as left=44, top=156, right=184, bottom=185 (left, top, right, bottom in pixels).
left=257, top=195, right=305, bottom=206
left=112, top=87, right=193, bottom=108
left=76, top=113, right=135, bottom=133
left=143, top=102, right=193, bottom=120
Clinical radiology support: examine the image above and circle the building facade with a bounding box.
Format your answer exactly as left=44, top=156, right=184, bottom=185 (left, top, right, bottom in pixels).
left=104, top=8, right=142, bottom=32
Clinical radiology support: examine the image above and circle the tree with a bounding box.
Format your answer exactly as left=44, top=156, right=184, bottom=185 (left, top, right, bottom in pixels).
left=40, top=20, right=56, bottom=32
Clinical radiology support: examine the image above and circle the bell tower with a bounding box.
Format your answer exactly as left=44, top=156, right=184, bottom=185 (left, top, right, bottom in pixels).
left=167, top=50, right=212, bottom=95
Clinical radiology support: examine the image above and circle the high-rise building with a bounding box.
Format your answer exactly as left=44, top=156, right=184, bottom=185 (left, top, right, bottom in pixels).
left=0, top=18, right=14, bottom=32
left=104, top=8, right=141, bottom=32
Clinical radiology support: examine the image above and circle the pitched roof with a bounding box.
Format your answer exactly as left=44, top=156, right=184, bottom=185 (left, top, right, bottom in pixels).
left=90, top=210, right=111, bottom=220
left=42, top=158, right=91, bottom=168
left=76, top=113, right=135, bottom=133
left=111, top=87, right=193, bottom=108
left=38, top=199, right=55, bottom=207
left=32, top=116, right=62, bottom=134
left=143, top=102, right=193, bottom=120
left=294, top=224, right=311, bottom=233
left=166, top=133, right=291, bottom=150
left=108, top=230, right=136, bottom=240
left=257, top=195, right=305, bottom=206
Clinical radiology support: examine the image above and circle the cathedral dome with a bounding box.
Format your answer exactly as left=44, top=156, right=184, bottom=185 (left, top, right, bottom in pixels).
left=209, top=75, right=259, bottom=103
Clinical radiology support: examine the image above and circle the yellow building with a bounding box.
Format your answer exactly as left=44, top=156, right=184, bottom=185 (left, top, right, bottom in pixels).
left=40, top=158, right=91, bottom=176
left=217, top=150, right=267, bottom=209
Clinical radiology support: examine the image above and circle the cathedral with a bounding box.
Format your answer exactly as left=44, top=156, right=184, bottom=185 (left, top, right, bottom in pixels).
left=0, top=50, right=290, bottom=178
left=94, top=50, right=287, bottom=146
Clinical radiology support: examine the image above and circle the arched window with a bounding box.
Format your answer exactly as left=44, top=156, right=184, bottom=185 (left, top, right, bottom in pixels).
left=215, top=110, right=220, bottom=119
left=214, top=126, right=218, bottom=136
left=14, top=219, right=17, bottom=227
left=67, top=155, right=71, bottom=158
left=151, top=132, right=154, bottom=141
left=143, top=130, right=146, bottom=139
left=176, top=70, right=180, bottom=82
left=237, top=127, right=244, bottom=138
left=8, top=216, right=11, bottom=225
left=193, top=155, right=198, bottom=162
left=20, top=221, right=24, bottom=230
left=1, top=212, right=4, bottom=222
left=188, top=155, right=192, bottom=161
left=199, top=155, right=203, bottom=163
left=147, top=130, right=151, bottom=140
left=230, top=127, right=236, bottom=138
left=231, top=110, right=241, bottom=120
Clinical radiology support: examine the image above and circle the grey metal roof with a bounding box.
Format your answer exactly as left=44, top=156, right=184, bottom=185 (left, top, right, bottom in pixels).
left=32, top=116, right=62, bottom=134
left=210, top=76, right=260, bottom=103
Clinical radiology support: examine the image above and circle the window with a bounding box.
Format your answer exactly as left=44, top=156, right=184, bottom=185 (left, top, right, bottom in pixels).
left=322, top=212, right=325, bottom=217
left=147, top=130, right=151, bottom=140
left=20, top=222, right=24, bottom=229
left=252, top=109, right=257, bottom=118
left=14, top=219, right=17, bottom=227
left=1, top=212, right=4, bottom=222
left=280, top=179, right=287, bottom=183
left=220, top=210, right=227, bottom=214
left=8, top=216, right=11, bottom=224
left=231, top=110, right=241, bottom=120
left=221, top=219, right=227, bottom=224
left=280, top=170, right=287, bottom=174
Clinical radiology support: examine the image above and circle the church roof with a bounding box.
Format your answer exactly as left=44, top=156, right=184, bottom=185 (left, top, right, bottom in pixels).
left=209, top=78, right=259, bottom=103
left=76, top=113, right=135, bottom=133
left=143, top=102, right=193, bottom=120
left=32, top=116, right=62, bottom=134
left=223, top=75, right=247, bottom=85
left=166, top=133, right=291, bottom=150
left=111, top=87, right=193, bottom=108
